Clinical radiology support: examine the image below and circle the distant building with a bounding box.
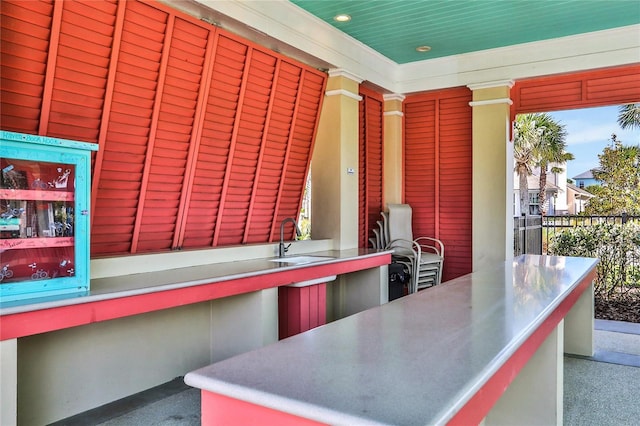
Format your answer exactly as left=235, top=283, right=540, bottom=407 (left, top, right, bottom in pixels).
left=566, top=183, right=594, bottom=214
left=514, top=172, right=563, bottom=216
left=572, top=169, right=601, bottom=189
left=514, top=163, right=595, bottom=216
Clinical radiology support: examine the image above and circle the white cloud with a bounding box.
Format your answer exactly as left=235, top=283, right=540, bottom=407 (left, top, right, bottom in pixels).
left=565, top=127, right=611, bottom=145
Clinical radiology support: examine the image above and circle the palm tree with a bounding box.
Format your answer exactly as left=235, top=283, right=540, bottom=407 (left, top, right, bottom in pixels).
left=514, top=114, right=540, bottom=216
left=533, top=116, right=572, bottom=215
left=514, top=113, right=572, bottom=216
left=617, top=103, right=640, bottom=130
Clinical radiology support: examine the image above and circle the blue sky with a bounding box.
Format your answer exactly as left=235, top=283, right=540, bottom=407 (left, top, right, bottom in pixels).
left=549, top=105, right=640, bottom=180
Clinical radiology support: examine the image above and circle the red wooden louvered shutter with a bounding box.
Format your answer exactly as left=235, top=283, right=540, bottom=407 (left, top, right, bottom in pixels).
left=133, top=16, right=211, bottom=253
left=0, top=0, right=326, bottom=257
left=214, top=48, right=276, bottom=246
left=437, top=91, right=472, bottom=280
left=404, top=88, right=472, bottom=281
left=244, top=60, right=298, bottom=244
left=271, top=70, right=325, bottom=242
left=92, top=0, right=170, bottom=255
left=0, top=0, right=54, bottom=134
left=358, top=94, right=367, bottom=247
left=41, top=0, right=118, bottom=141
left=404, top=99, right=437, bottom=237
left=358, top=88, right=384, bottom=249
left=181, top=34, right=244, bottom=249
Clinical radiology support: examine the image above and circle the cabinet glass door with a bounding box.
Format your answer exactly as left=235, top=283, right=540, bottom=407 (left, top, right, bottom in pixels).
left=1, top=159, right=77, bottom=284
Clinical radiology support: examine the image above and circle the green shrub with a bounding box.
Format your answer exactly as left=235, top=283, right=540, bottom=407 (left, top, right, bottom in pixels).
left=548, top=222, right=640, bottom=300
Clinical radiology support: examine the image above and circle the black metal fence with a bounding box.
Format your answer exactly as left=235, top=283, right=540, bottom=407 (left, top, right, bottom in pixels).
left=514, top=215, right=542, bottom=256
left=514, top=214, right=640, bottom=256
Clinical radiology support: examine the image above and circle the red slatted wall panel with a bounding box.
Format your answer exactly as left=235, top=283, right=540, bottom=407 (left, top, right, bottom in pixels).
left=182, top=34, right=245, bottom=248
left=438, top=92, right=472, bottom=280
left=42, top=0, right=117, bottom=141
left=134, top=16, right=210, bottom=253
left=512, top=65, right=640, bottom=114
left=270, top=70, right=325, bottom=242
left=358, top=89, right=384, bottom=248
left=92, top=0, right=168, bottom=255
left=0, top=0, right=53, bottom=133
left=404, top=100, right=437, bottom=236
left=404, top=88, right=472, bottom=281
left=358, top=93, right=367, bottom=247
left=0, top=0, right=326, bottom=256
left=244, top=60, right=294, bottom=243
left=215, top=48, right=275, bottom=246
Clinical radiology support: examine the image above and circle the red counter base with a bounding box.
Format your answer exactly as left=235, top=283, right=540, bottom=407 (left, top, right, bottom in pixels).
left=278, top=283, right=327, bottom=339
left=202, top=391, right=327, bottom=426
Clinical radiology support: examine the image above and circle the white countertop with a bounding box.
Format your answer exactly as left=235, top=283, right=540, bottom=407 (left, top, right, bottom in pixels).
left=185, top=255, right=598, bottom=426
left=0, top=248, right=390, bottom=315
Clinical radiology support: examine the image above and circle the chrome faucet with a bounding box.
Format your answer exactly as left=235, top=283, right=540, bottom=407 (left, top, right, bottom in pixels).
left=279, top=217, right=301, bottom=257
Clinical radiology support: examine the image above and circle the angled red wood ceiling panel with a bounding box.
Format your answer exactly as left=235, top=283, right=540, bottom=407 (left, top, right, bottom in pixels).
left=0, top=0, right=326, bottom=256
left=134, top=16, right=210, bottom=253
left=215, top=48, right=275, bottom=247
left=92, top=0, right=167, bottom=255
left=182, top=34, right=242, bottom=249
left=270, top=69, right=326, bottom=241
left=0, top=0, right=53, bottom=134
left=245, top=62, right=301, bottom=244
left=270, top=70, right=325, bottom=242
left=41, top=0, right=117, bottom=141
left=183, top=34, right=247, bottom=249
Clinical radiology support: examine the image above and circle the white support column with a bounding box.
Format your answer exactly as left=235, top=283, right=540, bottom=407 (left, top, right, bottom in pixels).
left=1, top=339, right=17, bottom=426
left=383, top=93, right=405, bottom=206
left=484, top=322, right=564, bottom=426
left=564, top=280, right=595, bottom=356
left=468, top=81, right=514, bottom=271
left=312, top=69, right=363, bottom=250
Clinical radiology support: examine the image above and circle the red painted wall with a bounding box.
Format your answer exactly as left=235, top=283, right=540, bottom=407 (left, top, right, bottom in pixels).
left=512, top=65, right=640, bottom=115
left=404, top=88, right=473, bottom=281
left=358, top=87, right=384, bottom=248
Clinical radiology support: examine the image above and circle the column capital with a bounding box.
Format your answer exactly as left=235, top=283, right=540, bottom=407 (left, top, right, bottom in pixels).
left=325, top=89, right=363, bottom=101
left=383, top=93, right=405, bottom=116
left=467, top=80, right=514, bottom=91
left=383, top=93, right=406, bottom=102
left=469, top=98, right=513, bottom=107
left=328, top=68, right=364, bottom=83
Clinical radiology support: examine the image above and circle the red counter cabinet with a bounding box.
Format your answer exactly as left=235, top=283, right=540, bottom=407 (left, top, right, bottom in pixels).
left=0, top=131, right=98, bottom=306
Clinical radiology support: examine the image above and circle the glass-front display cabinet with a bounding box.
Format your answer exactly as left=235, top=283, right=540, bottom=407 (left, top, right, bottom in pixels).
left=1, top=131, right=97, bottom=305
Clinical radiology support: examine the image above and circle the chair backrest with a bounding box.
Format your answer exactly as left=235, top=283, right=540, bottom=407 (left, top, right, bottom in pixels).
left=386, top=204, right=414, bottom=250
left=387, top=204, right=413, bottom=240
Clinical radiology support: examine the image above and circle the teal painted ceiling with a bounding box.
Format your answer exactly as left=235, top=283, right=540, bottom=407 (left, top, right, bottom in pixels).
left=290, top=0, right=640, bottom=64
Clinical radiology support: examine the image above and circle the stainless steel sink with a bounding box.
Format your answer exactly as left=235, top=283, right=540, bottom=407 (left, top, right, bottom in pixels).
left=268, top=255, right=335, bottom=265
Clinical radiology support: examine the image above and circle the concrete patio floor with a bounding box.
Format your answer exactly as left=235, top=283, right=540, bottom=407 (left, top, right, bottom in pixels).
left=52, top=319, right=640, bottom=426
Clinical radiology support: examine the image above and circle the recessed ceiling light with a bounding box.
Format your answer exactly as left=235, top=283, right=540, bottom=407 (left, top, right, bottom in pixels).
left=416, top=45, right=432, bottom=52
left=334, top=14, right=351, bottom=22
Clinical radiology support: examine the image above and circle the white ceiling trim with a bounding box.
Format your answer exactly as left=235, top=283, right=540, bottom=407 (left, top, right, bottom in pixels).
left=172, top=1, right=639, bottom=95
left=398, top=25, right=640, bottom=94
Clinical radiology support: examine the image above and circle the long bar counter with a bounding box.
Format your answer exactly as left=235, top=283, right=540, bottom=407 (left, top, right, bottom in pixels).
left=185, top=254, right=598, bottom=425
